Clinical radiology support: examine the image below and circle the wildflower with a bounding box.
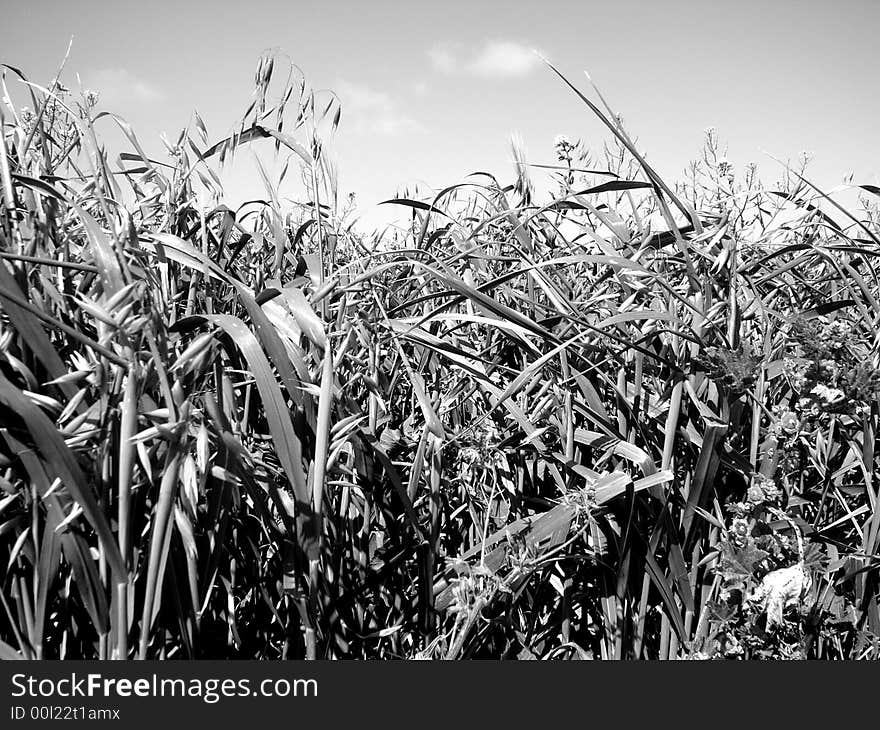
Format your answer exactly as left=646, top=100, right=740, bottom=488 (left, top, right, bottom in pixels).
left=782, top=449, right=802, bottom=473
left=746, top=484, right=764, bottom=505
left=717, top=157, right=734, bottom=180
left=788, top=317, right=853, bottom=364
left=772, top=408, right=800, bottom=438
left=783, top=358, right=809, bottom=392
left=730, top=517, right=751, bottom=548
left=747, top=563, right=811, bottom=630
left=553, top=134, right=571, bottom=148
left=763, top=482, right=782, bottom=503
left=553, top=134, right=575, bottom=162
left=682, top=651, right=711, bottom=661
left=779, top=410, right=799, bottom=434
left=698, top=343, right=762, bottom=393
left=855, top=403, right=872, bottom=419
left=775, top=533, right=791, bottom=554
left=811, top=383, right=845, bottom=406
left=817, top=320, right=851, bottom=352
left=747, top=474, right=782, bottom=506
left=18, top=106, right=35, bottom=132
left=83, top=89, right=100, bottom=108
left=819, top=359, right=840, bottom=382
left=724, top=641, right=744, bottom=658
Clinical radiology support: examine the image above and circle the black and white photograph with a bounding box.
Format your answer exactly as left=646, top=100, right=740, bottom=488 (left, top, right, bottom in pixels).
left=0, top=0, right=878, bottom=679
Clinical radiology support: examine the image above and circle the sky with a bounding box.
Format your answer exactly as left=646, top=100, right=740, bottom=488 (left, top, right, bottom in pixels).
left=2, top=0, right=878, bottom=231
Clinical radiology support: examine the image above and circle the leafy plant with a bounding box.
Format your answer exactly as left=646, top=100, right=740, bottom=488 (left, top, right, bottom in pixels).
left=0, top=49, right=878, bottom=661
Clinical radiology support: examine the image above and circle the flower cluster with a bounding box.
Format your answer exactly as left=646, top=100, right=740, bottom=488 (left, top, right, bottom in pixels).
left=783, top=317, right=880, bottom=417
left=746, top=473, right=782, bottom=507
left=697, top=342, right=763, bottom=394
left=716, top=157, right=734, bottom=181
left=553, top=134, right=576, bottom=163
left=770, top=406, right=800, bottom=441
left=18, top=106, right=36, bottom=132
left=703, top=492, right=815, bottom=658
left=726, top=473, right=785, bottom=522
left=729, top=516, right=752, bottom=549
left=14, top=80, right=81, bottom=167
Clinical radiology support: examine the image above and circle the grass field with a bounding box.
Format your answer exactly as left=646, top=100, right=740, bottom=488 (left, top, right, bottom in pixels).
left=1, top=50, right=879, bottom=660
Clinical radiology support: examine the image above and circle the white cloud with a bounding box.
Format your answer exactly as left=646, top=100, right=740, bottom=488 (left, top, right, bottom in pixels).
left=428, top=40, right=541, bottom=78
left=84, top=68, right=164, bottom=106
left=335, top=80, right=420, bottom=136
left=471, top=41, right=541, bottom=77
